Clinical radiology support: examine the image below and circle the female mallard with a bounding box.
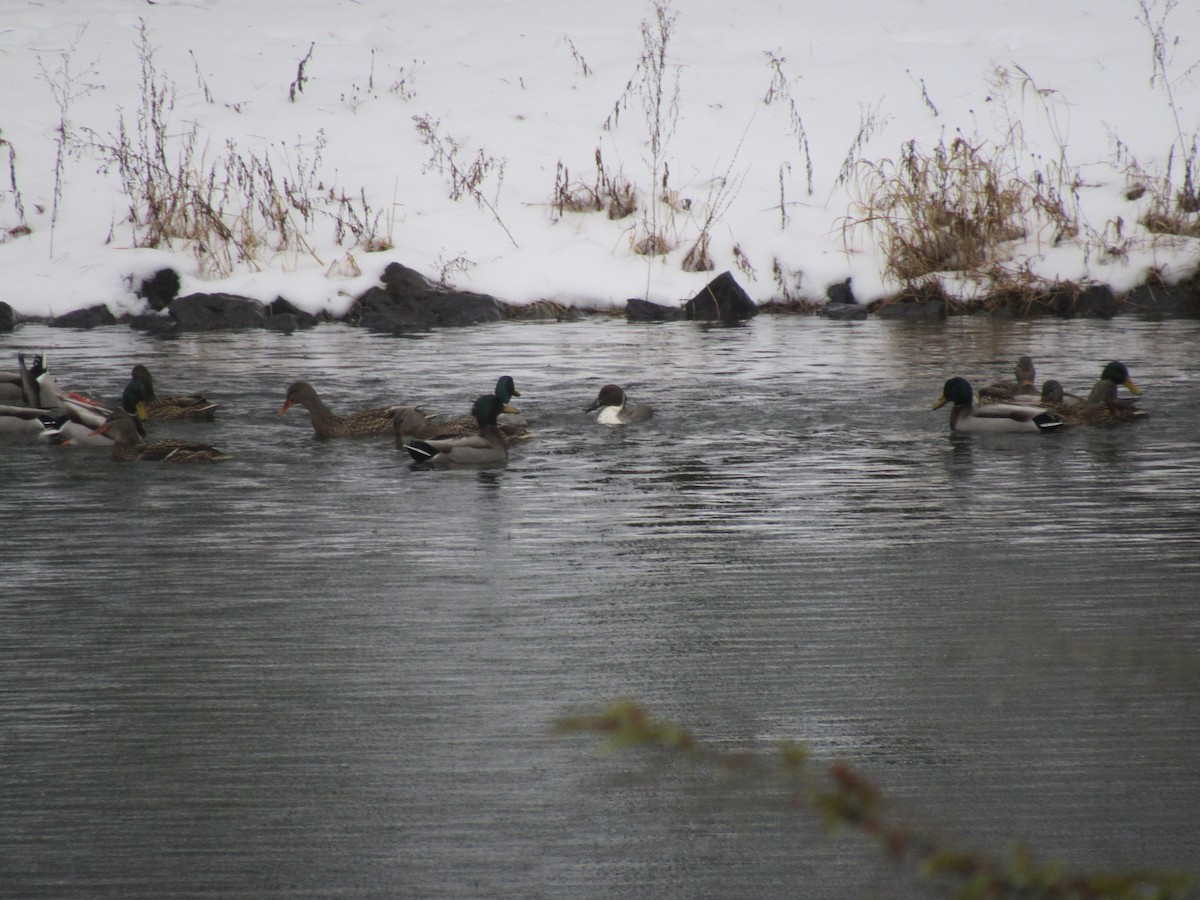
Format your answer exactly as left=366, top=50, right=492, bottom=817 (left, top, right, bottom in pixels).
left=934, top=377, right=1063, bottom=433
left=404, top=394, right=509, bottom=466
left=122, top=364, right=219, bottom=420
left=585, top=384, right=654, bottom=425
left=394, top=375, right=530, bottom=446
left=91, top=410, right=230, bottom=461
left=279, top=381, right=397, bottom=438
left=978, top=356, right=1038, bottom=403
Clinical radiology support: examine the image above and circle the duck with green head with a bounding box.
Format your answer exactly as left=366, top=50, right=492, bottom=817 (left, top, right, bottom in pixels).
left=390, top=375, right=530, bottom=446
left=122, top=364, right=219, bottom=421
left=934, top=377, right=1063, bottom=433
left=1044, top=361, right=1146, bottom=425
left=404, top=394, right=509, bottom=465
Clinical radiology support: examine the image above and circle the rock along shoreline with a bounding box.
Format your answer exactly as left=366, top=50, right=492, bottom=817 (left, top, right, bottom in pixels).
left=2, top=262, right=1197, bottom=335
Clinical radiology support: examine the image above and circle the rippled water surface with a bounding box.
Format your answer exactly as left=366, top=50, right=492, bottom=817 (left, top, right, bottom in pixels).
left=2, top=316, right=1198, bottom=898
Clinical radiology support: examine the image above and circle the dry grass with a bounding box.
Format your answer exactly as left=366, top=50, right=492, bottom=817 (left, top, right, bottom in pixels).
left=848, top=137, right=1028, bottom=283
left=75, top=20, right=394, bottom=276
left=551, top=147, right=638, bottom=220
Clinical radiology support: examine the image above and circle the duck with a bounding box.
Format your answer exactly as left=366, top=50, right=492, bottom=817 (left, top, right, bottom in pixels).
left=0, top=403, right=60, bottom=436
left=1040, top=362, right=1146, bottom=426
left=18, top=367, right=116, bottom=447
left=585, top=384, right=654, bottom=425
left=933, top=377, right=1063, bottom=433
left=279, top=381, right=397, bottom=438
left=392, top=375, right=532, bottom=447
left=122, top=364, right=219, bottom=420
left=977, top=356, right=1038, bottom=403
left=0, top=352, right=46, bottom=406
left=404, top=394, right=509, bottom=465
left=90, top=409, right=231, bottom=461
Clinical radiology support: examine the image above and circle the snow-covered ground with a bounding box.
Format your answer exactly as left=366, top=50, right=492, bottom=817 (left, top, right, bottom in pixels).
left=1, top=0, right=1198, bottom=319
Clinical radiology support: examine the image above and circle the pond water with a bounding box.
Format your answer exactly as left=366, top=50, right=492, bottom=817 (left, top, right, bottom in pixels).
left=1, top=315, right=1198, bottom=898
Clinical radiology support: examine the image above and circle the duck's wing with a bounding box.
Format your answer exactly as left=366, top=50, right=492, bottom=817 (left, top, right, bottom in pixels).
left=968, top=403, right=1063, bottom=431
left=140, top=439, right=230, bottom=462
left=405, top=432, right=506, bottom=464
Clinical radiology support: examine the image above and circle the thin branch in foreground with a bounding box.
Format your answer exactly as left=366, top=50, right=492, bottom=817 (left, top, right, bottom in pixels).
left=557, top=700, right=1194, bottom=900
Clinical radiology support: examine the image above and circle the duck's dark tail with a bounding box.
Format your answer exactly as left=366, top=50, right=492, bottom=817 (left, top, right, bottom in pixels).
left=404, top=440, right=437, bottom=462
left=1033, top=412, right=1064, bottom=431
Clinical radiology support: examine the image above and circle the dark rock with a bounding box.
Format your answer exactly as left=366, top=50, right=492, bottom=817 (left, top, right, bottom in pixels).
left=874, top=299, right=946, bottom=321
left=509, top=300, right=582, bottom=321
left=626, top=297, right=684, bottom=321
left=821, top=302, right=868, bottom=320
left=263, top=313, right=298, bottom=333
left=49, top=304, right=116, bottom=329
left=346, top=262, right=506, bottom=333
left=1051, top=284, right=1117, bottom=319
left=128, top=312, right=178, bottom=335
left=826, top=279, right=857, bottom=305
left=169, top=292, right=266, bottom=330
left=684, top=271, right=757, bottom=322
left=0, top=301, right=14, bottom=332
left=137, top=268, right=181, bottom=311
left=266, top=296, right=320, bottom=328
left=1123, top=282, right=1199, bottom=317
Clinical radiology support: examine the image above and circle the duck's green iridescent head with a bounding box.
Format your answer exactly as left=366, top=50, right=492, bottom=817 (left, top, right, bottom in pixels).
left=472, top=393, right=504, bottom=427
left=933, top=377, right=974, bottom=409
left=494, top=375, right=521, bottom=403
left=121, top=378, right=150, bottom=419
left=1101, top=361, right=1142, bottom=394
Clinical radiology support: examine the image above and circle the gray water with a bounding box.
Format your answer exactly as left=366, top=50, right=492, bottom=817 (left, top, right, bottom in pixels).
left=1, top=315, right=1198, bottom=899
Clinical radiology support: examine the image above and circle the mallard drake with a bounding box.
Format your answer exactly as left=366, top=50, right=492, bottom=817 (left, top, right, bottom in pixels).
left=122, top=364, right=219, bottom=420
left=279, top=381, right=397, bottom=438
left=28, top=370, right=117, bottom=447
left=0, top=403, right=58, bottom=436
left=1086, top=361, right=1143, bottom=409
left=585, top=384, right=654, bottom=425
left=1041, top=362, right=1146, bottom=426
left=90, top=410, right=231, bottom=461
left=977, top=356, right=1038, bottom=403
left=395, top=375, right=531, bottom=445
left=404, top=394, right=509, bottom=465
left=0, top=352, right=46, bottom=406
left=934, top=377, right=1063, bottom=433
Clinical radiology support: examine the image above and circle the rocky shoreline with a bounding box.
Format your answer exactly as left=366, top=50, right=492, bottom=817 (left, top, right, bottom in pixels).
left=2, top=262, right=1197, bottom=335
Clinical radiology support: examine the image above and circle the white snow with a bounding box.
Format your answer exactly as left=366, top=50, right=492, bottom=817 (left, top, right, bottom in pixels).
left=1, top=0, right=1197, bottom=317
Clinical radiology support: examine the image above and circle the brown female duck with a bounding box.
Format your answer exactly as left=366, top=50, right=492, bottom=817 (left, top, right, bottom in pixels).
left=91, top=410, right=231, bottom=461
left=279, top=381, right=404, bottom=438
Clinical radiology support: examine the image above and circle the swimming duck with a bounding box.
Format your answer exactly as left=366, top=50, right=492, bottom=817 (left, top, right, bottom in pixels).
left=933, top=377, right=1063, bottom=433
left=279, top=381, right=397, bottom=438
left=585, top=384, right=654, bottom=425
left=404, top=394, right=509, bottom=465
left=91, top=410, right=231, bottom=461
left=122, top=364, right=219, bottom=420
left=977, top=356, right=1038, bottom=403
left=0, top=403, right=59, bottom=436
left=1041, top=362, right=1146, bottom=425
left=0, top=352, right=46, bottom=406
left=27, top=370, right=116, bottom=446
left=1086, top=361, right=1143, bottom=410
left=395, top=375, right=531, bottom=445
